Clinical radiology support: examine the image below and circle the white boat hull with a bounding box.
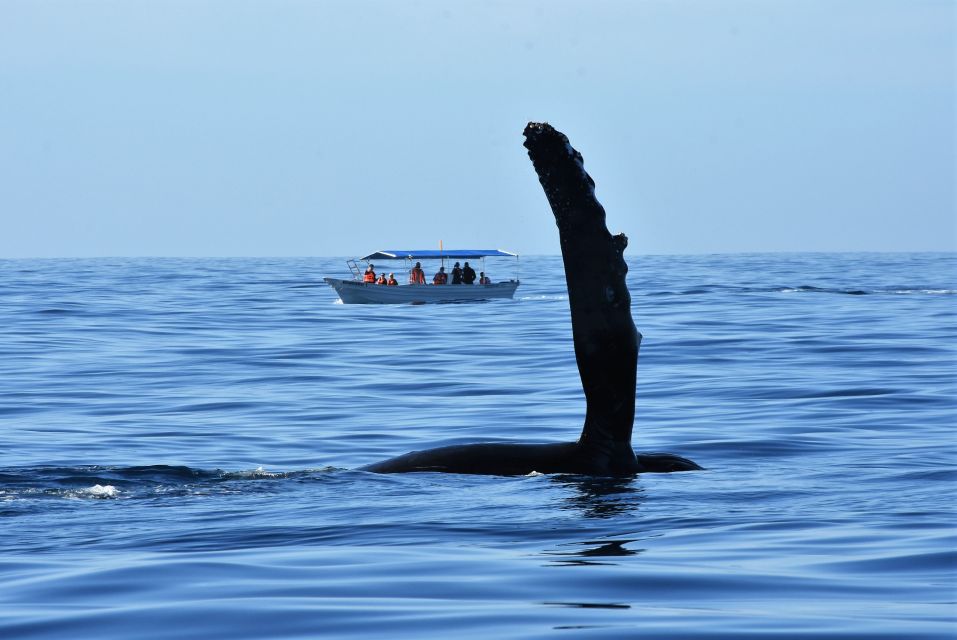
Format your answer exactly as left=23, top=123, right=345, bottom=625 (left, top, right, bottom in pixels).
left=324, top=278, right=520, bottom=304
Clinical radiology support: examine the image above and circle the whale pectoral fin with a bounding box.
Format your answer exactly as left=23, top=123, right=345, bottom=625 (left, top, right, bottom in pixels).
left=635, top=453, right=703, bottom=472
left=361, top=123, right=701, bottom=477
left=524, top=122, right=639, bottom=466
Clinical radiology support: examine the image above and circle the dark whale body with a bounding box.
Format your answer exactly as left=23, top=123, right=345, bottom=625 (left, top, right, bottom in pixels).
left=361, top=123, right=700, bottom=476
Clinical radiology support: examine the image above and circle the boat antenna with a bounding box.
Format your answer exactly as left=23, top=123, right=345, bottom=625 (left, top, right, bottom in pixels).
left=440, top=239, right=444, bottom=269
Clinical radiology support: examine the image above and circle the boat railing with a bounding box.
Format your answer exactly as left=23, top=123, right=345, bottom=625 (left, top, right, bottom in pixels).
left=346, top=259, right=361, bottom=281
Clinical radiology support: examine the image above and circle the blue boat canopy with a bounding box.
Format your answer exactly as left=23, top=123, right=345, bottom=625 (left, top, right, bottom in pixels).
left=359, top=249, right=518, bottom=261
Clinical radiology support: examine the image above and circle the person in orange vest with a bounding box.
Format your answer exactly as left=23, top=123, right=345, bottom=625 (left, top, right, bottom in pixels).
left=376, top=273, right=387, bottom=285
left=479, top=272, right=491, bottom=285
left=432, top=266, right=448, bottom=285
left=387, top=273, right=399, bottom=286
left=363, top=264, right=376, bottom=283
left=409, top=261, right=426, bottom=284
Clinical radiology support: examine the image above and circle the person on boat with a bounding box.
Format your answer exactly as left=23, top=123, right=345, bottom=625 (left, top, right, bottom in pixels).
left=479, top=272, right=491, bottom=285
left=432, top=266, right=448, bottom=285
left=376, top=273, right=388, bottom=285
left=462, top=262, right=476, bottom=284
left=363, top=264, right=376, bottom=283
left=387, top=273, right=399, bottom=286
left=451, top=262, right=463, bottom=285
left=409, top=262, right=426, bottom=284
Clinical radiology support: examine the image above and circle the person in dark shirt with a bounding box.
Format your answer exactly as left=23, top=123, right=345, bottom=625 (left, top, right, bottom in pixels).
left=451, top=262, right=463, bottom=285
left=462, top=262, right=476, bottom=284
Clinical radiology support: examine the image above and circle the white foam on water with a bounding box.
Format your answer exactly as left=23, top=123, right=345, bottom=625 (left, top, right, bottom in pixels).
left=86, top=484, right=119, bottom=498
left=895, top=289, right=955, bottom=295
left=229, top=466, right=285, bottom=479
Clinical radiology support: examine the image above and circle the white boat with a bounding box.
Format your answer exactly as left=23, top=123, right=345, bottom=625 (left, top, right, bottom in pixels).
left=324, top=249, right=520, bottom=304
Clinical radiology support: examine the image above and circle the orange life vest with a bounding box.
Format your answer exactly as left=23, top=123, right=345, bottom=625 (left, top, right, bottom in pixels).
left=410, top=268, right=425, bottom=284
left=376, top=275, right=387, bottom=285
left=363, top=270, right=376, bottom=283
left=387, top=278, right=398, bottom=286
left=433, top=272, right=447, bottom=285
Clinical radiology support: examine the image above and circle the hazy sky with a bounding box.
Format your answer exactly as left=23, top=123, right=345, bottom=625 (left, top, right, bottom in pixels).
left=2, top=0, right=954, bottom=258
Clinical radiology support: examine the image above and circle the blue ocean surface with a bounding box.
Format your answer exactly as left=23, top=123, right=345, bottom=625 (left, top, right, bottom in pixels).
left=1, top=253, right=954, bottom=639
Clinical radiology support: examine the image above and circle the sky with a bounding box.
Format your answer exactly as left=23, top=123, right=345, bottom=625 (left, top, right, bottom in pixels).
left=1, top=0, right=954, bottom=258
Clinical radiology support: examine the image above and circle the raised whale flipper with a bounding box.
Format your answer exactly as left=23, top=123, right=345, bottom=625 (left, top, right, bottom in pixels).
left=360, top=122, right=700, bottom=476
left=523, top=122, right=641, bottom=475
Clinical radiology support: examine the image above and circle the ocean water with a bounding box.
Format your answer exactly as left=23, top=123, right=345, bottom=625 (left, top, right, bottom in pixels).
left=1, top=253, right=954, bottom=639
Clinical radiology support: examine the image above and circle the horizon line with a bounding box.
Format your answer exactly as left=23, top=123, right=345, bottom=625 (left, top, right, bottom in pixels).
left=2, top=250, right=955, bottom=261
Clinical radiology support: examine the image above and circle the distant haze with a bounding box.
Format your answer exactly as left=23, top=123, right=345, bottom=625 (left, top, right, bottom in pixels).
left=2, top=0, right=954, bottom=258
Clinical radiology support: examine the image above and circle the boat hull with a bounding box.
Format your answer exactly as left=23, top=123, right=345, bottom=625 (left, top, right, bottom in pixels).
left=324, top=278, right=520, bottom=304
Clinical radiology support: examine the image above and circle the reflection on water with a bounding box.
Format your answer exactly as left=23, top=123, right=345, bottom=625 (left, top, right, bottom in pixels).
left=544, top=477, right=648, bottom=567
left=546, top=602, right=631, bottom=609
left=556, top=476, right=644, bottom=519
left=544, top=539, right=643, bottom=567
